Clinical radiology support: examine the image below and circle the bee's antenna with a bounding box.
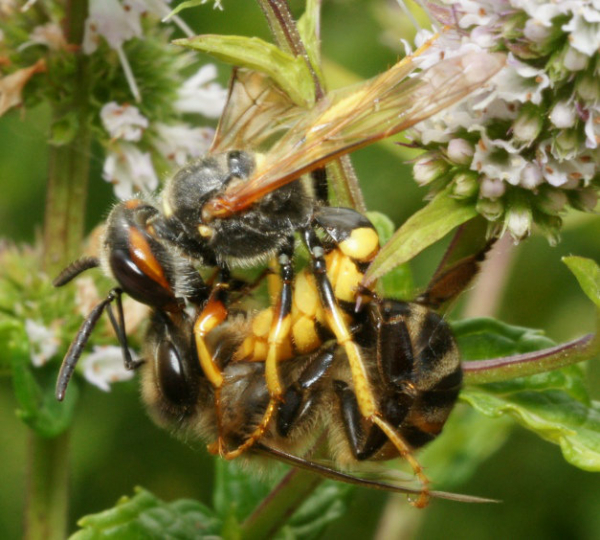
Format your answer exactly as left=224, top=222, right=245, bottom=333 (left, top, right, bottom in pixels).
left=53, top=257, right=100, bottom=287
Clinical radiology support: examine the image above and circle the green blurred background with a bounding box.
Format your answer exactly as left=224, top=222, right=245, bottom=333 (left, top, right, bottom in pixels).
left=1, top=1, right=598, bottom=538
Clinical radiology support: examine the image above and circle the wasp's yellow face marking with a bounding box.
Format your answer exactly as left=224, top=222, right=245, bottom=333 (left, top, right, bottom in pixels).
left=162, top=198, right=174, bottom=218
left=198, top=225, right=214, bottom=238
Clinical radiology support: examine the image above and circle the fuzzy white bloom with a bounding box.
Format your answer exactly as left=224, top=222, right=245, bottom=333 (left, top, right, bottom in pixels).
left=103, top=143, right=159, bottom=199
left=175, top=64, right=228, bottom=118
left=101, top=102, right=149, bottom=141
left=550, top=101, right=577, bottom=129
left=447, top=138, right=474, bottom=164
left=81, top=345, right=135, bottom=392
left=404, top=0, right=600, bottom=241
left=25, top=319, right=59, bottom=367
left=480, top=176, right=506, bottom=199
left=83, top=0, right=143, bottom=54
left=153, top=122, right=214, bottom=166
left=561, top=6, right=600, bottom=57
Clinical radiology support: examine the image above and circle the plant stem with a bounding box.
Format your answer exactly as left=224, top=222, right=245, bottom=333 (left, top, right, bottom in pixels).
left=42, top=0, right=92, bottom=273
left=24, top=432, right=71, bottom=540
left=463, top=332, right=598, bottom=384
left=26, top=1, right=91, bottom=539
left=258, top=0, right=366, bottom=212
left=240, top=467, right=323, bottom=540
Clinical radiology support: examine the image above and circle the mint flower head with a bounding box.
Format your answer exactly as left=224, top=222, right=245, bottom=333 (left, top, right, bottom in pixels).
left=405, top=1, right=600, bottom=243
left=0, top=0, right=226, bottom=201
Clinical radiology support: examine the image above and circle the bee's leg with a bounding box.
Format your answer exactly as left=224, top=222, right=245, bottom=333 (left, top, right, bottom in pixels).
left=333, top=380, right=389, bottom=460
left=301, top=226, right=379, bottom=421
left=220, top=239, right=296, bottom=460
left=193, top=269, right=231, bottom=455
left=333, top=377, right=430, bottom=508
left=264, top=237, right=296, bottom=398
left=276, top=343, right=337, bottom=437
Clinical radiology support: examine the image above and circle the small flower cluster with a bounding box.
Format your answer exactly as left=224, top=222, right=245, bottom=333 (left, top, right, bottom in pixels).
left=406, top=1, right=599, bottom=242
left=1, top=0, right=227, bottom=200
left=0, top=1, right=226, bottom=391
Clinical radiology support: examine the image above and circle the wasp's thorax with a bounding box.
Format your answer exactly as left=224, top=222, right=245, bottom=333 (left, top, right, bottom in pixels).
left=159, top=150, right=314, bottom=266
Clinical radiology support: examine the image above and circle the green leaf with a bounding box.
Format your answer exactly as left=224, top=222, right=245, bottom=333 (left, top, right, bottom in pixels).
left=363, top=189, right=477, bottom=286
left=2, top=319, right=77, bottom=437
left=462, top=368, right=600, bottom=471
left=165, top=0, right=215, bottom=19
left=174, top=35, right=315, bottom=106
left=455, top=318, right=600, bottom=471
left=367, top=211, right=413, bottom=298
left=71, top=488, right=221, bottom=539
left=277, top=481, right=352, bottom=540
left=563, top=256, right=600, bottom=309
left=453, top=318, right=555, bottom=361
left=214, top=459, right=287, bottom=522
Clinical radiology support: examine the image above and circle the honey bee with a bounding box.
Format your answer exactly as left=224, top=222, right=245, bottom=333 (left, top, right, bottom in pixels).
left=141, top=295, right=491, bottom=505
left=54, top=40, right=504, bottom=505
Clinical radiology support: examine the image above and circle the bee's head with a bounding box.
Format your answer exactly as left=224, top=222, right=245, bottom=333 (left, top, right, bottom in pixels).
left=159, top=150, right=313, bottom=267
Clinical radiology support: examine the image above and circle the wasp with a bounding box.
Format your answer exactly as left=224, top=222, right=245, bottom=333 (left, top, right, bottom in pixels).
left=54, top=39, right=504, bottom=505
left=145, top=46, right=504, bottom=469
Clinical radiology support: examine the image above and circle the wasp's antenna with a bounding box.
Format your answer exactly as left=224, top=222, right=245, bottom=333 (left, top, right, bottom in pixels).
left=53, top=257, right=100, bottom=287
left=55, top=287, right=143, bottom=400
left=56, top=292, right=116, bottom=400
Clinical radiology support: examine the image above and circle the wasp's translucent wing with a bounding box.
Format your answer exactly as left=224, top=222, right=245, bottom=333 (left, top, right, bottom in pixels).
left=210, top=68, right=302, bottom=153
left=204, top=51, right=505, bottom=219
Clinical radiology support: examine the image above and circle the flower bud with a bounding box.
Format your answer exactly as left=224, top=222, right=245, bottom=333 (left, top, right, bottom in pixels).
left=447, top=138, right=474, bottom=165
left=512, top=104, right=543, bottom=144
left=551, top=129, right=581, bottom=160
left=576, top=74, right=600, bottom=102
left=569, top=186, right=599, bottom=212
left=549, top=101, right=576, bottom=129
left=535, top=214, right=562, bottom=247
left=480, top=176, right=506, bottom=199
left=476, top=198, right=504, bottom=221
left=451, top=171, right=480, bottom=199
left=505, top=204, right=532, bottom=241
left=537, top=188, right=568, bottom=215
left=563, top=46, right=588, bottom=71
left=546, top=44, right=587, bottom=84
left=523, top=19, right=552, bottom=44
left=519, top=162, right=543, bottom=189
left=412, top=154, right=449, bottom=186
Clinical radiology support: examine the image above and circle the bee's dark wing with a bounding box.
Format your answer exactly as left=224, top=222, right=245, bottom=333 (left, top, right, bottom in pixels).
left=255, top=444, right=498, bottom=503
left=210, top=68, right=302, bottom=153
left=204, top=51, right=505, bottom=219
